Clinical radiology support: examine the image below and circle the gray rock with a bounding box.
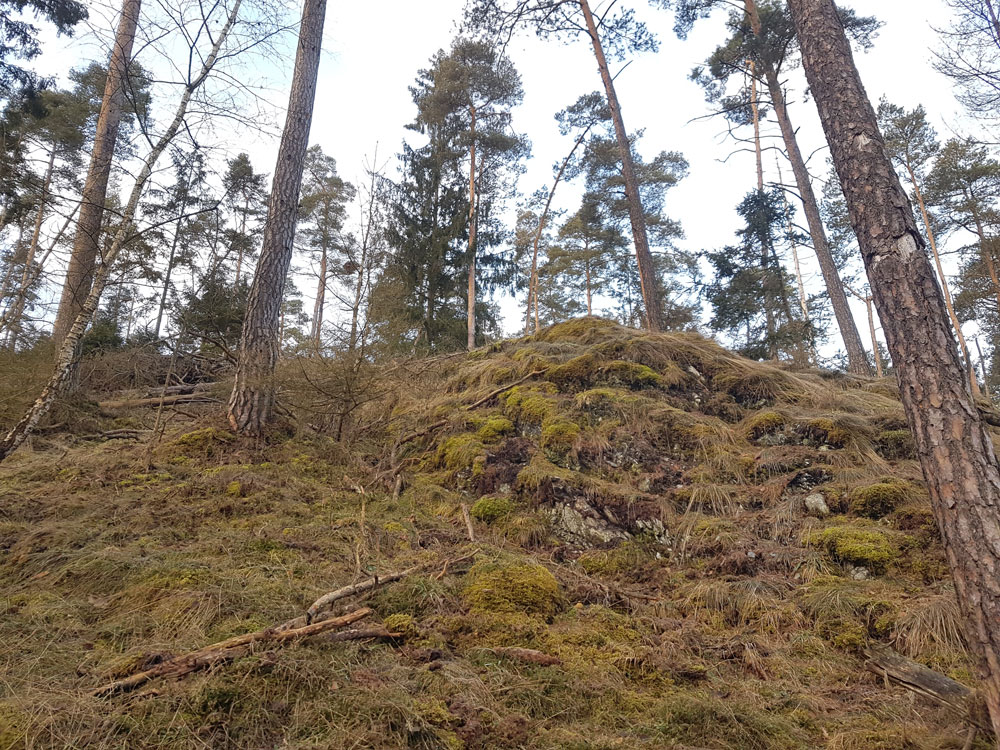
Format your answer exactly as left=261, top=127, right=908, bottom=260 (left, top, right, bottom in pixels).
left=850, top=566, right=870, bottom=581
left=804, top=492, right=830, bottom=517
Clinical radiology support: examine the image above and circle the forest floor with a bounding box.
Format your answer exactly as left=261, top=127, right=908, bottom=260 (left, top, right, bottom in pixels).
left=0, top=317, right=991, bottom=749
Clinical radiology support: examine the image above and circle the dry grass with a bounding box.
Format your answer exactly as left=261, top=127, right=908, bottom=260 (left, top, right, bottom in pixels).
left=0, top=316, right=979, bottom=749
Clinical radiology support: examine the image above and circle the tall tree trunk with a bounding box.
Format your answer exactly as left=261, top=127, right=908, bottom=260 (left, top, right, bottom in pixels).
left=52, top=0, right=141, bottom=348
left=525, top=124, right=591, bottom=334
left=585, top=256, right=592, bottom=315
left=864, top=293, right=883, bottom=378
left=0, top=0, right=241, bottom=462
left=905, top=161, right=980, bottom=396
left=466, top=106, right=477, bottom=351
left=749, top=59, right=776, bottom=355
left=312, top=244, right=326, bottom=351
left=228, top=0, right=327, bottom=437
left=579, top=0, right=664, bottom=331
left=154, top=161, right=191, bottom=341
left=788, top=0, right=1000, bottom=738
left=744, top=0, right=871, bottom=376
left=6, top=145, right=56, bottom=348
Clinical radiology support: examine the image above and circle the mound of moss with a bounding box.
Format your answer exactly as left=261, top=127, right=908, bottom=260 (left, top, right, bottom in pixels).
left=462, top=559, right=564, bottom=619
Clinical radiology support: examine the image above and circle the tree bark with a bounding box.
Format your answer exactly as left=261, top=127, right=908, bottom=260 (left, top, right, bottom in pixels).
left=579, top=0, right=664, bottom=332
left=228, top=0, right=327, bottom=437
left=467, top=106, right=477, bottom=351
left=52, top=0, right=141, bottom=348
left=744, top=0, right=871, bottom=376
left=788, top=0, right=1000, bottom=739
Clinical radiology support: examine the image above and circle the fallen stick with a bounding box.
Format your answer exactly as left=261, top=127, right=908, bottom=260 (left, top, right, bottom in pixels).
left=299, top=567, right=422, bottom=626
left=286, top=550, right=480, bottom=629
left=864, top=644, right=990, bottom=732
left=465, top=368, right=548, bottom=411
left=94, top=608, right=371, bottom=698
left=461, top=503, right=476, bottom=542
left=98, top=393, right=219, bottom=409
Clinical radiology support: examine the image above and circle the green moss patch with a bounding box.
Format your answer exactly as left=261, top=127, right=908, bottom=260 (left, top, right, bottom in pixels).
left=470, top=495, right=516, bottom=523
left=462, top=559, right=564, bottom=619
left=850, top=481, right=915, bottom=519
left=806, top=524, right=900, bottom=574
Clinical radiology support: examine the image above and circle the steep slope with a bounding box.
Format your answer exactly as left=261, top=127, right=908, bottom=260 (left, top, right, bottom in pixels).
left=0, top=317, right=987, bottom=749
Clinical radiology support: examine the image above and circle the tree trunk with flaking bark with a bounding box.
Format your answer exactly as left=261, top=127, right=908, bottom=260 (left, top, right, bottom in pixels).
left=0, top=0, right=241, bottom=463
left=744, top=0, right=870, bottom=376
left=905, top=160, right=980, bottom=395
left=579, top=0, right=663, bottom=332
left=466, top=106, right=477, bottom=351
left=788, top=0, right=1000, bottom=739
left=52, top=0, right=141, bottom=349
left=228, top=0, right=327, bottom=437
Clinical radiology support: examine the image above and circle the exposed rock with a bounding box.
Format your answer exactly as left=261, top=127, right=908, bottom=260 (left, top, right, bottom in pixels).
left=804, top=492, right=831, bottom=517
left=545, top=499, right=631, bottom=547
left=850, top=566, right=870, bottom=581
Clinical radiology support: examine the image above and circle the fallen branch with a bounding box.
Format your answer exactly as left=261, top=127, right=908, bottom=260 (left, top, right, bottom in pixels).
left=287, top=550, right=480, bottom=629
left=94, top=608, right=372, bottom=698
left=864, top=644, right=990, bottom=732
left=465, top=368, right=548, bottom=411
left=99, top=393, right=219, bottom=409
left=76, top=429, right=146, bottom=442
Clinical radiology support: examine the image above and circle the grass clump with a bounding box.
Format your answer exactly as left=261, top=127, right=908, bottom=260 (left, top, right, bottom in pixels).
left=805, top=525, right=900, bottom=574
left=850, top=481, right=914, bottom=519
left=462, top=558, right=564, bottom=619
left=652, top=691, right=805, bottom=749
left=437, top=433, right=487, bottom=477
left=876, top=429, right=916, bottom=460
left=470, top=495, right=516, bottom=523
left=163, top=426, right=235, bottom=459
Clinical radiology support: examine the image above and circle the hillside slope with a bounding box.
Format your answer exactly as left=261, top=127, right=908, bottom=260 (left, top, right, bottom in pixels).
left=0, top=317, right=987, bottom=749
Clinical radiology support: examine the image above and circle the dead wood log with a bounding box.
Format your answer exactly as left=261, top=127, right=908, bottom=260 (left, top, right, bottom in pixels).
left=98, top=393, right=219, bottom=410
left=76, top=429, right=146, bottom=442
left=864, top=644, right=990, bottom=732
left=94, top=608, right=372, bottom=698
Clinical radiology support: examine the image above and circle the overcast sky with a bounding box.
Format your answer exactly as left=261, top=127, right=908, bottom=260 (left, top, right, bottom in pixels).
left=32, top=0, right=969, bottom=356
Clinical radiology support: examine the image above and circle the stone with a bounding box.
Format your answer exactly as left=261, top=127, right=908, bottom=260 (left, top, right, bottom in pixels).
left=850, top=566, right=870, bottom=581
left=804, top=492, right=830, bottom=517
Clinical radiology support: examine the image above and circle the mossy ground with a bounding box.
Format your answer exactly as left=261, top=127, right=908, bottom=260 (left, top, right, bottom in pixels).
left=0, top=317, right=991, bottom=749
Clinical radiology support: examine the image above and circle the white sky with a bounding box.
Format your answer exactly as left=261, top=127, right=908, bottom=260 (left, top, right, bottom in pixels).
left=27, top=0, right=970, bottom=358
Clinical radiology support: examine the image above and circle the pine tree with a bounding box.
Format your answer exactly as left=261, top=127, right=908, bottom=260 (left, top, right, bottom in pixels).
left=878, top=101, right=981, bottom=394
left=410, top=38, right=525, bottom=350
left=229, top=0, right=328, bottom=436
left=788, top=0, right=1000, bottom=733
left=674, top=0, right=876, bottom=375
left=297, top=145, right=354, bottom=352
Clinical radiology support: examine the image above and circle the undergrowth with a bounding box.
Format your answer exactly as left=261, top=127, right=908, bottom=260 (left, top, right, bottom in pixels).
left=0, top=317, right=989, bottom=749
